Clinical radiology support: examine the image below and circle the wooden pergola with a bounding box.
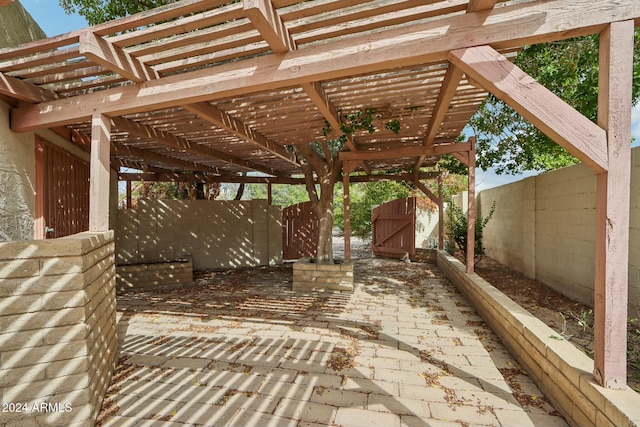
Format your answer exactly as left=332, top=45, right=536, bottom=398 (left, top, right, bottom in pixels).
left=0, top=0, right=637, bottom=389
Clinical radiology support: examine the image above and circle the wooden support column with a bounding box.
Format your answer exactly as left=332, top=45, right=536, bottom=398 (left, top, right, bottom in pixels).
left=343, top=160, right=359, bottom=262
left=89, top=113, right=111, bottom=231
left=126, top=180, right=132, bottom=209
left=466, top=138, right=476, bottom=274
left=438, top=174, right=444, bottom=250
left=34, top=138, right=46, bottom=239
left=593, top=20, right=633, bottom=390
left=267, top=182, right=273, bottom=205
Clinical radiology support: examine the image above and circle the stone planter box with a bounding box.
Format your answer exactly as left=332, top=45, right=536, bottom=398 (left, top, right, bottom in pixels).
left=293, top=258, right=354, bottom=292
left=116, top=258, right=194, bottom=291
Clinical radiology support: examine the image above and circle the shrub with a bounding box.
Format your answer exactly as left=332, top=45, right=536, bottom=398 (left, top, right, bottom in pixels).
left=445, top=199, right=496, bottom=262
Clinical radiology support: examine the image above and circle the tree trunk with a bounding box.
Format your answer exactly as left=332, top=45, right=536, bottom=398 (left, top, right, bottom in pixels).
left=295, top=143, right=342, bottom=265
left=315, top=180, right=334, bottom=264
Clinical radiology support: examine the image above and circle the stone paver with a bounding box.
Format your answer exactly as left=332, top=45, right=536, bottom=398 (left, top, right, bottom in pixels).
left=98, top=259, right=569, bottom=427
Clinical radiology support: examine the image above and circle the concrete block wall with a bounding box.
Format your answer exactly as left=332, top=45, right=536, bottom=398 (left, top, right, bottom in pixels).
left=0, top=231, right=117, bottom=427
left=476, top=150, right=640, bottom=313
left=116, top=199, right=283, bottom=270
left=116, top=259, right=194, bottom=291
left=438, top=251, right=640, bottom=427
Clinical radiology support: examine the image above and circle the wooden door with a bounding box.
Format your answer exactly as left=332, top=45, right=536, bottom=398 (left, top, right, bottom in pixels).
left=371, top=197, right=416, bottom=258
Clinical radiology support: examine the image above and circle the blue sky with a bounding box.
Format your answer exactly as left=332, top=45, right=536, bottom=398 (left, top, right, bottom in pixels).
left=18, top=0, right=640, bottom=192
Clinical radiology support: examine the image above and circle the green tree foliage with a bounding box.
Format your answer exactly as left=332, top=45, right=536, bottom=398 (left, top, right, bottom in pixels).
left=243, top=184, right=309, bottom=207
left=60, top=0, right=176, bottom=25
left=469, top=31, right=640, bottom=175
left=333, top=181, right=412, bottom=238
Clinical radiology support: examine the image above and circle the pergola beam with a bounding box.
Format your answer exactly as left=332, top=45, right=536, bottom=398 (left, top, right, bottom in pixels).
left=339, top=142, right=470, bottom=162
left=111, top=115, right=279, bottom=176
left=79, top=29, right=159, bottom=83
left=0, top=72, right=58, bottom=102
left=448, top=46, right=608, bottom=174
left=244, top=0, right=295, bottom=53
left=300, top=81, right=372, bottom=173
left=466, top=0, right=498, bottom=13
left=12, top=0, right=640, bottom=131
left=78, top=29, right=298, bottom=167
left=118, top=171, right=303, bottom=184
left=111, top=140, right=219, bottom=173
left=183, top=102, right=298, bottom=165
left=414, top=65, right=464, bottom=173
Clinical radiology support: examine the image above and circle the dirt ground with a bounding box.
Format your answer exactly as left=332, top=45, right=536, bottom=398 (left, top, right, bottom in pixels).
left=471, top=256, right=640, bottom=393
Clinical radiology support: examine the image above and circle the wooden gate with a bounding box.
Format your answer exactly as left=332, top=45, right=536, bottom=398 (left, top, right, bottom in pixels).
left=282, top=201, right=318, bottom=260
left=34, top=137, right=90, bottom=239
left=371, top=197, right=416, bottom=258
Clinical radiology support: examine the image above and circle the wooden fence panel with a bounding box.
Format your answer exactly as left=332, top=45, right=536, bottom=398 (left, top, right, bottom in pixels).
left=371, top=197, right=416, bottom=258
left=282, top=201, right=318, bottom=260
left=35, top=137, right=90, bottom=239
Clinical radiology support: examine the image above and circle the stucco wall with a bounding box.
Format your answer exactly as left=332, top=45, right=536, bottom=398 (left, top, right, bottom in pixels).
left=477, top=148, right=640, bottom=314
left=0, top=231, right=117, bottom=427
left=0, top=102, right=35, bottom=240
left=116, top=198, right=282, bottom=270
left=0, top=0, right=46, bottom=49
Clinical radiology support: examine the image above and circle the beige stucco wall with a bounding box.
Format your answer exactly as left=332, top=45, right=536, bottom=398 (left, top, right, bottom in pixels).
left=415, top=207, right=439, bottom=249
left=116, top=198, right=282, bottom=270
left=0, top=101, right=36, bottom=240
left=0, top=0, right=46, bottom=49
left=477, top=148, right=640, bottom=314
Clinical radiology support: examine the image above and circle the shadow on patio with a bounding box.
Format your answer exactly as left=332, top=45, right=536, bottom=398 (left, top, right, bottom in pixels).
left=98, top=259, right=568, bottom=427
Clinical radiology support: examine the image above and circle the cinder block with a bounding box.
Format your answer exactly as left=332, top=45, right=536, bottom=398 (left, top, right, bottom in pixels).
left=2, top=372, right=89, bottom=404
left=1, top=341, right=88, bottom=370
left=42, top=323, right=89, bottom=346
left=0, top=293, right=43, bottom=315
left=0, top=364, right=47, bottom=388
left=46, top=357, right=89, bottom=378
left=42, top=290, right=86, bottom=310
left=0, top=259, right=40, bottom=278
left=0, top=329, right=44, bottom=351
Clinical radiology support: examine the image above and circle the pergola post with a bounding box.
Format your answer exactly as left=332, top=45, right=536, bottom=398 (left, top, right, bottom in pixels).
left=89, top=113, right=112, bottom=231
left=593, top=20, right=633, bottom=390
left=343, top=160, right=359, bottom=262
left=466, top=137, right=476, bottom=274
left=438, top=173, right=444, bottom=250
left=267, top=182, right=273, bottom=206
left=126, top=180, right=132, bottom=209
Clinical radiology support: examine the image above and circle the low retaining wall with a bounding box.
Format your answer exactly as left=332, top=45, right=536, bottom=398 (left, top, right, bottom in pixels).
left=293, top=258, right=353, bottom=292
left=437, top=250, right=640, bottom=427
left=116, top=259, right=194, bottom=292
left=0, top=231, right=118, bottom=427
left=412, top=248, right=437, bottom=263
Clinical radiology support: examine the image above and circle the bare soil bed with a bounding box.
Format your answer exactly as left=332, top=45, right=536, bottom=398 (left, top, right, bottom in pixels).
left=471, top=255, right=640, bottom=392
